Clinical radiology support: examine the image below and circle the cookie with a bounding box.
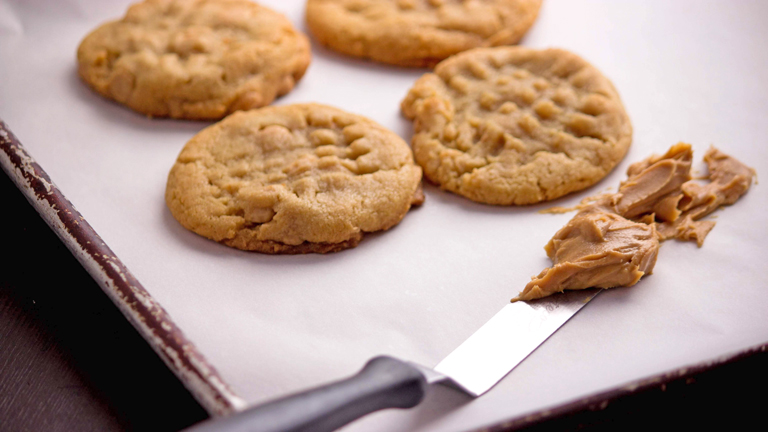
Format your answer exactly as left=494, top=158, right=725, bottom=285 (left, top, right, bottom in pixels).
left=165, top=103, right=424, bottom=253
left=305, top=0, right=542, bottom=67
left=77, top=0, right=311, bottom=120
left=401, top=47, right=632, bottom=205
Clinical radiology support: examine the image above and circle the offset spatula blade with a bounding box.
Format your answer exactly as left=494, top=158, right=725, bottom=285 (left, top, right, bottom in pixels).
left=186, top=289, right=601, bottom=432
left=433, top=288, right=601, bottom=397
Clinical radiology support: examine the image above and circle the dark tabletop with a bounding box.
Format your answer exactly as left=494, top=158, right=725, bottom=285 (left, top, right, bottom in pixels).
left=1, top=168, right=766, bottom=432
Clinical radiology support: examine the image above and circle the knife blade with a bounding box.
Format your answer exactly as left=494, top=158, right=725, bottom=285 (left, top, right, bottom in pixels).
left=185, top=288, right=601, bottom=432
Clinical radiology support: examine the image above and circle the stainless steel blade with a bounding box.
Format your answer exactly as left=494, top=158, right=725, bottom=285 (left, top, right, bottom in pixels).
left=425, top=288, right=602, bottom=397
left=185, top=289, right=603, bottom=432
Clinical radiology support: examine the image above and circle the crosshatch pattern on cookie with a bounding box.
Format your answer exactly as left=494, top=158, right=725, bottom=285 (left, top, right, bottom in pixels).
left=165, top=104, right=423, bottom=253
left=402, top=47, right=632, bottom=205
left=77, top=0, right=311, bottom=120
left=306, top=0, right=542, bottom=67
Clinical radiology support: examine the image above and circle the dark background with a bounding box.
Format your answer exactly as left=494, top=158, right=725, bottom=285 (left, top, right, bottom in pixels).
left=1, top=168, right=766, bottom=432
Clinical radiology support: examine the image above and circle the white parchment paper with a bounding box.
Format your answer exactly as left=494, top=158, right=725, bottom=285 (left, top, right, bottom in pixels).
left=2, top=1, right=767, bottom=430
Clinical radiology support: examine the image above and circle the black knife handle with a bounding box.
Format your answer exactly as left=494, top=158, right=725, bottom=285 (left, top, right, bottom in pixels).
left=184, top=356, right=427, bottom=432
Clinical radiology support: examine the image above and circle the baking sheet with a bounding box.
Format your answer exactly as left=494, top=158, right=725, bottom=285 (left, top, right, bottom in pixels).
left=2, top=0, right=768, bottom=431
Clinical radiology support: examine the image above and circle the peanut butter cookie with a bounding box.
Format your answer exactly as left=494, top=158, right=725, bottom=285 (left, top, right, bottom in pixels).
left=165, top=104, right=424, bottom=253
left=401, top=46, right=632, bottom=205
left=77, top=0, right=311, bottom=120
left=306, top=0, right=542, bottom=67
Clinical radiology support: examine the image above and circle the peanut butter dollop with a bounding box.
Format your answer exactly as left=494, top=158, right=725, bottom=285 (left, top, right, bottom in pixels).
left=520, top=209, right=659, bottom=302
left=513, top=143, right=755, bottom=302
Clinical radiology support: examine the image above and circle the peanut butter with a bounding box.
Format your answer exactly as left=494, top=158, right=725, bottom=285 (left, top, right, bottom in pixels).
left=513, top=143, right=755, bottom=302
left=517, top=209, right=659, bottom=302
left=656, top=147, right=756, bottom=245
left=611, top=143, right=692, bottom=221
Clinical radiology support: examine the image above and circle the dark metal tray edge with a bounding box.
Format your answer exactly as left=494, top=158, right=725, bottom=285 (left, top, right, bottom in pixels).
left=0, top=119, right=246, bottom=417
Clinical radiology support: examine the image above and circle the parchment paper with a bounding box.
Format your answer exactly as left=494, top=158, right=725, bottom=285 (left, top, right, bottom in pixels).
left=2, top=1, right=767, bottom=431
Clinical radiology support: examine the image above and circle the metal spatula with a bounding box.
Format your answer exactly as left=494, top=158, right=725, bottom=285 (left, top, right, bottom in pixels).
left=185, top=288, right=600, bottom=432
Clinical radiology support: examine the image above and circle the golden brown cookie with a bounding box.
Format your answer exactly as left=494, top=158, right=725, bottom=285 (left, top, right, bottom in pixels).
left=165, top=103, right=424, bottom=253
left=306, top=0, right=542, bottom=67
left=401, top=46, right=632, bottom=205
left=77, top=0, right=311, bottom=120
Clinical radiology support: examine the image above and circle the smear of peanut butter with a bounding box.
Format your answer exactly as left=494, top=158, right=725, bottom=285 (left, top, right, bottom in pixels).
left=521, top=209, right=659, bottom=301
left=513, top=143, right=755, bottom=302
left=656, top=147, right=756, bottom=245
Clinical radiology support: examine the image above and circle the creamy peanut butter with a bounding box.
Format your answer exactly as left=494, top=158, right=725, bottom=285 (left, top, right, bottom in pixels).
left=611, top=143, right=692, bottom=221
left=656, top=147, right=756, bottom=245
left=514, top=209, right=659, bottom=302
left=513, top=143, right=755, bottom=302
